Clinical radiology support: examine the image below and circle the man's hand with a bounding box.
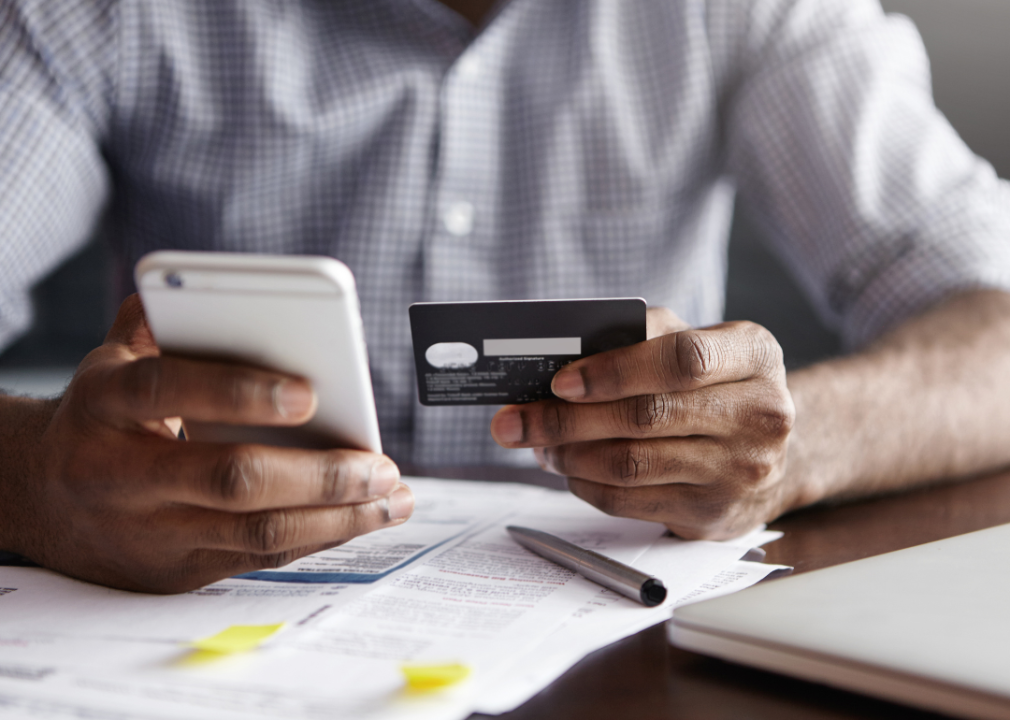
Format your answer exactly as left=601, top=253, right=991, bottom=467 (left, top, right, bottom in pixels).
left=0, top=295, right=413, bottom=593
left=490, top=308, right=796, bottom=539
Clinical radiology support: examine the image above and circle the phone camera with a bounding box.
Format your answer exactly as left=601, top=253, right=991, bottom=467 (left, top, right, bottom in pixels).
left=164, top=272, right=183, bottom=288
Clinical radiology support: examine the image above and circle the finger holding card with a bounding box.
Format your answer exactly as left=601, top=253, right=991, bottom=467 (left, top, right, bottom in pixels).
left=489, top=308, right=800, bottom=540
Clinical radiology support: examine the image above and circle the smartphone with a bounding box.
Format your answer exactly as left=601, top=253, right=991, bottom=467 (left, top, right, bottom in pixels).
left=135, top=251, right=383, bottom=454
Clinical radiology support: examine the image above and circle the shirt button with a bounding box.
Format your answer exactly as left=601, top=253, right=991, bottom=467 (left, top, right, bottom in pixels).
left=443, top=201, right=475, bottom=236
left=456, top=55, right=483, bottom=78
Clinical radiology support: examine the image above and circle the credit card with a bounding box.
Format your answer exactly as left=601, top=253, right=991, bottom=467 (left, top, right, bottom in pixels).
left=409, top=298, right=647, bottom=406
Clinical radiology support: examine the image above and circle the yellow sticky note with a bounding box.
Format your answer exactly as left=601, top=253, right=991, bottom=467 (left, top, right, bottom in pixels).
left=401, top=663, right=471, bottom=693
left=189, top=623, right=284, bottom=654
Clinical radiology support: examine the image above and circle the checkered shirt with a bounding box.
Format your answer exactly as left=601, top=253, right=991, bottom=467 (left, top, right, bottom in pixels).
left=2, top=0, right=1010, bottom=466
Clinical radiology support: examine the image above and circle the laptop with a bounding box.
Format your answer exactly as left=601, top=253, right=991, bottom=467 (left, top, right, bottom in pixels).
left=668, top=523, right=1010, bottom=720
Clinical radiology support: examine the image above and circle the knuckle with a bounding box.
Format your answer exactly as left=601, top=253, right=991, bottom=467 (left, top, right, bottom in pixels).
left=742, top=456, right=775, bottom=485
left=732, top=445, right=778, bottom=485
left=327, top=502, right=381, bottom=542
left=756, top=403, right=795, bottom=440
left=337, top=505, right=365, bottom=537
left=610, top=353, right=639, bottom=397
left=745, top=387, right=795, bottom=440
left=537, top=402, right=573, bottom=445
left=213, top=449, right=264, bottom=506
left=628, top=393, right=676, bottom=435
left=244, top=512, right=292, bottom=555
left=612, top=441, right=654, bottom=486
left=227, top=373, right=267, bottom=415
left=674, top=331, right=717, bottom=387
left=698, top=389, right=732, bottom=423
left=318, top=457, right=354, bottom=502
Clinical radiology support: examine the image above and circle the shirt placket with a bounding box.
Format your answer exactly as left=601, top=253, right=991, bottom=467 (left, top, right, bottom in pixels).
left=413, top=28, right=516, bottom=466
left=424, top=43, right=503, bottom=303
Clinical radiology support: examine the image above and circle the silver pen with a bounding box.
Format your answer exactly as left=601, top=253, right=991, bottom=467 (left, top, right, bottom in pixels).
left=506, top=525, right=667, bottom=607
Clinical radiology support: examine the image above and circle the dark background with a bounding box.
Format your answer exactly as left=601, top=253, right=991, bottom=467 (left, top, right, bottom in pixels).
left=2, top=0, right=1007, bottom=373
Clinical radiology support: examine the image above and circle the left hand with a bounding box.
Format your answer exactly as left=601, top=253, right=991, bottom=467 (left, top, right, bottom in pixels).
left=490, top=308, right=797, bottom=539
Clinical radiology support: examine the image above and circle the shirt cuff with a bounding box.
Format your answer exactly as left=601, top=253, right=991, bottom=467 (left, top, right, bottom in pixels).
left=840, top=228, right=1010, bottom=349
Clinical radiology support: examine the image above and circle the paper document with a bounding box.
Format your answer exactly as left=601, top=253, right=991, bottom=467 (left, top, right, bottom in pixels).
left=0, top=476, right=786, bottom=720
left=473, top=531, right=788, bottom=714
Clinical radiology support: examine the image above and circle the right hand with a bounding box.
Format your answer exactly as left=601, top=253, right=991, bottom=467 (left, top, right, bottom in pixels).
left=4, top=295, right=413, bottom=593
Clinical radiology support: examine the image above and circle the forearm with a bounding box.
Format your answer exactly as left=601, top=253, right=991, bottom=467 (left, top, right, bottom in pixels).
left=785, top=289, right=1010, bottom=508
left=0, top=394, right=56, bottom=555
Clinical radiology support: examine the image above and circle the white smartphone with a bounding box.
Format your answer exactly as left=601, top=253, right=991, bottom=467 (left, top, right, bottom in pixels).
left=135, top=251, right=383, bottom=454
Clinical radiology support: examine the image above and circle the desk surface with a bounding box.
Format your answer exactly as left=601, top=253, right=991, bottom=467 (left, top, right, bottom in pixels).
left=414, top=465, right=1010, bottom=720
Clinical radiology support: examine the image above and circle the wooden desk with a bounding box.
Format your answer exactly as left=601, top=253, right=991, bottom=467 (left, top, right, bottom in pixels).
left=413, top=465, right=1010, bottom=720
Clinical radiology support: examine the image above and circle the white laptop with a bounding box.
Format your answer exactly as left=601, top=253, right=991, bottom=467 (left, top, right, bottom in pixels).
left=668, top=523, right=1010, bottom=720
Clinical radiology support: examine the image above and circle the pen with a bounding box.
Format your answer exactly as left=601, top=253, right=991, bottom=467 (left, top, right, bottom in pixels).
left=506, top=525, right=667, bottom=607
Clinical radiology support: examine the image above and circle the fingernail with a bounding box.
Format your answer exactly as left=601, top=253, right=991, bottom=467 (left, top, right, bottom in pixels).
left=368, top=460, right=400, bottom=497
left=552, top=368, right=585, bottom=400
left=275, top=380, right=316, bottom=418
left=386, top=484, right=414, bottom=521
left=491, top=408, right=523, bottom=445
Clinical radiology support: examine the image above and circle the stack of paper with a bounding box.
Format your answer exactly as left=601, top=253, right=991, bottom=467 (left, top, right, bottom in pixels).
left=0, top=477, right=786, bottom=719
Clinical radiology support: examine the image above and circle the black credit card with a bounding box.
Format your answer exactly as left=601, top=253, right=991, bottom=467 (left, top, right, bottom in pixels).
left=409, top=298, right=646, bottom=406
